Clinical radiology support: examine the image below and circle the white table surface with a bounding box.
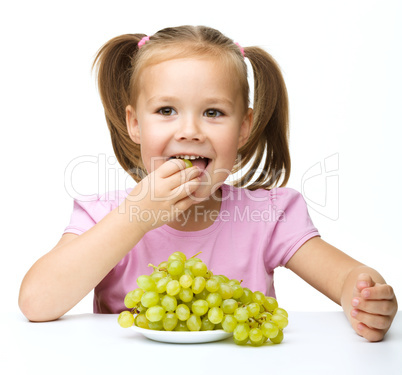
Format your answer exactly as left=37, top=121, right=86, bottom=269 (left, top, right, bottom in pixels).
left=2, top=311, right=401, bottom=375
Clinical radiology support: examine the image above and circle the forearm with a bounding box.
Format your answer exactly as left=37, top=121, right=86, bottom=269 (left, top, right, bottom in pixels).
left=19, top=199, right=145, bottom=322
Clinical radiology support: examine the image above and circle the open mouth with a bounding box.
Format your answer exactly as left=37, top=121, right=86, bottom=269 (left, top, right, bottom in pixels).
left=169, top=155, right=211, bottom=171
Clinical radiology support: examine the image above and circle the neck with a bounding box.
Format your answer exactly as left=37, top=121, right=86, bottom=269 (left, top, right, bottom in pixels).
left=168, top=188, right=223, bottom=232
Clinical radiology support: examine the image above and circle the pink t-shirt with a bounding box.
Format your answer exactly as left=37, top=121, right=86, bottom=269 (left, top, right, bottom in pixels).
left=64, top=184, right=319, bottom=313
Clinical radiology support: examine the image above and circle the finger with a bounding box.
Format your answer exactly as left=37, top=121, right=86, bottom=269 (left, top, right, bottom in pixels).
left=170, top=175, right=201, bottom=203
left=360, top=284, right=395, bottom=301
left=157, top=158, right=187, bottom=177
left=164, top=166, right=201, bottom=190
left=350, top=308, right=392, bottom=330
left=351, top=320, right=386, bottom=342
left=355, top=273, right=375, bottom=292
left=352, top=297, right=396, bottom=316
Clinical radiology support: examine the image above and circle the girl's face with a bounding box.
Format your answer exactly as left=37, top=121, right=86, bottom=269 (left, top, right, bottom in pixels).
left=126, top=57, right=252, bottom=201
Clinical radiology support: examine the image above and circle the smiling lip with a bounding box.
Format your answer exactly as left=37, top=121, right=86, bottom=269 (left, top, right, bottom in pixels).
left=168, top=155, right=211, bottom=172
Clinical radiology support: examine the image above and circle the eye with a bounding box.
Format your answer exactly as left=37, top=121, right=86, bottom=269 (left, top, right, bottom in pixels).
left=204, top=109, right=223, bottom=118
left=158, top=107, right=177, bottom=116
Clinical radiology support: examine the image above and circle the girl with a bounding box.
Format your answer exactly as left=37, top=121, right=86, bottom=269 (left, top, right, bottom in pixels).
left=18, top=25, right=397, bottom=341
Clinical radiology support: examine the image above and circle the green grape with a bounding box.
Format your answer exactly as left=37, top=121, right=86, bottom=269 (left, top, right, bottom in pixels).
left=183, top=298, right=195, bottom=311
left=156, top=276, right=171, bottom=293
left=247, top=302, right=260, bottom=317
left=228, top=279, right=241, bottom=286
left=163, top=312, right=178, bottom=331
left=191, top=299, right=209, bottom=316
left=205, top=278, right=219, bottom=293
left=204, top=269, right=213, bottom=279
left=141, top=291, right=159, bottom=308
left=146, top=306, right=165, bottom=322
left=271, top=314, right=288, bottom=329
left=183, top=268, right=194, bottom=278
left=250, top=337, right=265, bottom=347
left=137, top=275, right=156, bottom=291
left=192, top=276, right=206, bottom=294
left=150, top=270, right=167, bottom=282
left=249, top=327, right=263, bottom=343
left=167, top=260, right=184, bottom=276
left=161, top=295, right=177, bottom=312
left=168, top=251, right=187, bottom=263
left=183, top=159, right=193, bottom=168
left=263, top=296, right=278, bottom=312
left=233, top=337, right=249, bottom=346
left=248, top=318, right=259, bottom=329
left=260, top=322, right=279, bottom=339
left=124, top=288, right=144, bottom=308
left=219, top=283, right=234, bottom=299
left=135, top=313, right=149, bottom=329
left=176, top=304, right=191, bottom=321
left=216, top=274, right=229, bottom=283
left=208, top=307, right=224, bottom=324
left=166, top=280, right=181, bottom=296
left=274, top=307, right=288, bottom=318
left=148, top=320, right=164, bottom=330
left=233, top=323, right=250, bottom=341
left=195, top=288, right=208, bottom=300
left=118, top=311, right=134, bottom=328
left=191, top=262, right=207, bottom=277
left=187, top=314, right=202, bottom=331
left=158, top=261, right=168, bottom=270
left=256, top=311, right=272, bottom=322
left=270, top=329, right=284, bottom=344
left=232, top=284, right=244, bottom=299
left=179, top=288, right=193, bottom=302
left=251, top=291, right=265, bottom=304
left=221, top=299, right=238, bottom=314
left=184, top=258, right=201, bottom=269
left=201, top=316, right=215, bottom=331
left=234, top=307, right=249, bottom=322
left=206, top=292, right=222, bottom=308
left=179, top=274, right=193, bottom=288
left=239, top=288, right=252, bottom=304
left=221, top=315, right=238, bottom=333
left=174, top=320, right=189, bottom=331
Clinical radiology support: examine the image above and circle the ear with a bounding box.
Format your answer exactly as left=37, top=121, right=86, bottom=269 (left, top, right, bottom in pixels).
left=238, top=108, right=253, bottom=149
left=126, top=105, right=141, bottom=144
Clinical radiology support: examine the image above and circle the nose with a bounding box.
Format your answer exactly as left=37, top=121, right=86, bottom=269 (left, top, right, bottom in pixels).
left=174, top=116, right=206, bottom=142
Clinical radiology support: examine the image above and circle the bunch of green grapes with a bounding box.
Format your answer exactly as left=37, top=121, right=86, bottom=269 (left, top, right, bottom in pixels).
left=118, top=251, right=288, bottom=346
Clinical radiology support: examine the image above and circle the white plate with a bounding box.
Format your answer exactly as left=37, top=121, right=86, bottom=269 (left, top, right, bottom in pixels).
left=131, top=325, right=232, bottom=343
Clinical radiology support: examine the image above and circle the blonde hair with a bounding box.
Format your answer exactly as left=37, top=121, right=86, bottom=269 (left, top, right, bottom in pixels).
left=92, top=25, right=290, bottom=189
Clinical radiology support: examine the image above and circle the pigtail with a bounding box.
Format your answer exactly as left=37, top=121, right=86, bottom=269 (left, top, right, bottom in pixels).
left=233, top=46, right=291, bottom=190
left=92, top=34, right=147, bottom=182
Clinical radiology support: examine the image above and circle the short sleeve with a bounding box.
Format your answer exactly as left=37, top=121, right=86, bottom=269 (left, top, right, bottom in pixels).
left=63, top=198, right=97, bottom=235
left=264, top=188, right=320, bottom=270
left=63, top=190, right=128, bottom=235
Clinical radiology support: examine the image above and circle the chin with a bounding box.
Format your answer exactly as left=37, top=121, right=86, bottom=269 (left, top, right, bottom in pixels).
left=191, top=181, right=223, bottom=203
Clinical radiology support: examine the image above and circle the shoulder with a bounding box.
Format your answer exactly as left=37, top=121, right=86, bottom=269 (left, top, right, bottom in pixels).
left=222, top=184, right=305, bottom=207
left=70, top=188, right=132, bottom=218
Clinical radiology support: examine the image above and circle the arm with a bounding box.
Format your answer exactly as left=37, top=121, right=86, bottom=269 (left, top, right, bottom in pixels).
left=19, top=160, right=201, bottom=322
left=286, top=237, right=398, bottom=341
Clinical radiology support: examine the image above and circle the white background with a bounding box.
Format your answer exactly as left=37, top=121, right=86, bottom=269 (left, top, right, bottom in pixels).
left=1, top=0, right=401, bottom=315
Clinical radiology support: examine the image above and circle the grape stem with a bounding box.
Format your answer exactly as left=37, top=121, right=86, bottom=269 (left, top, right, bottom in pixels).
left=148, top=263, right=167, bottom=272
left=190, top=251, right=202, bottom=259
